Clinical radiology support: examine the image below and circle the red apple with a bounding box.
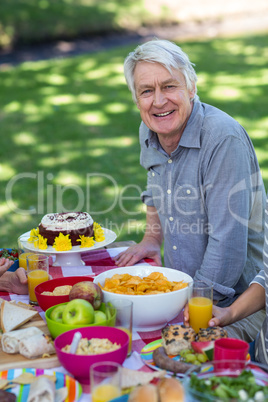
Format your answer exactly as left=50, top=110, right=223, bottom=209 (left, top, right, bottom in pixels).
left=69, top=281, right=103, bottom=310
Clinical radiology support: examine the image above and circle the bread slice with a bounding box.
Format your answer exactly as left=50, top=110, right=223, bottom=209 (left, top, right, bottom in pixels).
left=0, top=301, right=38, bottom=333
left=121, top=367, right=166, bottom=390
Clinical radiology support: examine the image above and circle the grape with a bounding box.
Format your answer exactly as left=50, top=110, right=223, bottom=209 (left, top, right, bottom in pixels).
left=197, top=353, right=207, bottom=363
left=179, top=348, right=208, bottom=365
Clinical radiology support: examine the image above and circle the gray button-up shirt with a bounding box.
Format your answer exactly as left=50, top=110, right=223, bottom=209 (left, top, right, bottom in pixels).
left=140, top=99, right=265, bottom=307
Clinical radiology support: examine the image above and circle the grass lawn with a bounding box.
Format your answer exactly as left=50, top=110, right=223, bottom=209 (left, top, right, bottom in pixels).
left=0, top=32, right=268, bottom=248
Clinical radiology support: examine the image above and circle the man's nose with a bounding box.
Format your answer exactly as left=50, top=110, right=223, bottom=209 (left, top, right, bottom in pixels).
left=153, top=89, right=167, bottom=107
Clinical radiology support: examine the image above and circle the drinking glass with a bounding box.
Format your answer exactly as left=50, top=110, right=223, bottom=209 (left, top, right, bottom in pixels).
left=18, top=235, right=32, bottom=270
left=111, top=299, right=133, bottom=356
left=27, top=254, right=49, bottom=305
left=214, top=338, right=249, bottom=370
left=188, top=281, right=213, bottom=333
left=90, top=361, right=121, bottom=402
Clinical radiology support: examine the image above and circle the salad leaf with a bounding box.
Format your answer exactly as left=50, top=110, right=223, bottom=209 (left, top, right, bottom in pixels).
left=189, top=370, right=268, bottom=401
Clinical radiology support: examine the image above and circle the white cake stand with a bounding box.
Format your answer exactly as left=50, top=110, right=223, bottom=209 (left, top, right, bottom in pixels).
left=19, top=228, right=117, bottom=267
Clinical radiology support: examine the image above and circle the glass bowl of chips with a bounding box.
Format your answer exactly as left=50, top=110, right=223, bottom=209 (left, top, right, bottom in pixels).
left=93, top=265, right=193, bottom=331
left=35, top=276, right=94, bottom=311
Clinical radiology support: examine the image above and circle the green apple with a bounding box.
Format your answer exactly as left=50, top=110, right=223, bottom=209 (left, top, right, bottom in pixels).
left=50, top=304, right=65, bottom=323
left=94, top=310, right=106, bottom=324
left=62, top=299, right=94, bottom=325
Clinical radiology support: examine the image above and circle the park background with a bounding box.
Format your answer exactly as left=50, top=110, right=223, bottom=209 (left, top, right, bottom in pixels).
left=0, top=0, right=268, bottom=248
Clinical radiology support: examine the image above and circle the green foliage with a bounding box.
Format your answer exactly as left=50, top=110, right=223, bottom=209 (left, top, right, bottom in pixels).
left=0, top=33, right=268, bottom=247
left=0, top=0, right=147, bottom=49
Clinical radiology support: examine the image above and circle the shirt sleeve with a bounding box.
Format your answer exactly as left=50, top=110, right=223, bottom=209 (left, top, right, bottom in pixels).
left=250, top=270, right=265, bottom=288
left=194, top=134, right=264, bottom=301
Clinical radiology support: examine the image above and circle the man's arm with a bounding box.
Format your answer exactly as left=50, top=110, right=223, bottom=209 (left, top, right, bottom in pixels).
left=195, top=136, right=265, bottom=302
left=114, top=205, right=163, bottom=266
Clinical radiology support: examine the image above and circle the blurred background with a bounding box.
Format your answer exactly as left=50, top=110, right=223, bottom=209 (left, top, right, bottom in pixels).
left=0, top=0, right=268, bottom=248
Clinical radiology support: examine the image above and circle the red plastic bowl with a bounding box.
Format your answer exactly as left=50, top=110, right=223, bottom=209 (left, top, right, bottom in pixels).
left=35, top=276, right=93, bottom=311
left=54, top=326, right=129, bottom=384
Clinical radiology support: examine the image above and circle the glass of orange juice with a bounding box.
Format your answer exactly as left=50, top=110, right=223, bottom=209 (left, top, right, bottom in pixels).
left=188, top=281, right=213, bottom=333
left=18, top=236, right=32, bottom=270
left=27, top=254, right=49, bottom=305
left=110, top=299, right=133, bottom=357
left=90, top=361, right=121, bottom=402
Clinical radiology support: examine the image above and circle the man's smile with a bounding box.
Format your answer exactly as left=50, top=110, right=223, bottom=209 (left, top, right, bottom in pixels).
left=154, top=110, right=175, bottom=117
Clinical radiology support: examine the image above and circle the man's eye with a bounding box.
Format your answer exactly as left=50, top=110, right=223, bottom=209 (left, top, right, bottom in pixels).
left=141, top=89, right=152, bottom=94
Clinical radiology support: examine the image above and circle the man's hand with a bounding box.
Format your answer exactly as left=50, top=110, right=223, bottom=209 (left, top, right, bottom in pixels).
left=113, top=239, right=162, bottom=267
left=0, top=266, right=28, bottom=294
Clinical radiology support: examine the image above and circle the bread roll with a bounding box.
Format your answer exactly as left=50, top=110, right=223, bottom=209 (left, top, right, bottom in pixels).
left=197, top=326, right=227, bottom=341
left=157, top=377, right=184, bottom=402
left=162, top=324, right=196, bottom=355
left=128, top=378, right=185, bottom=402
left=128, top=384, right=158, bottom=402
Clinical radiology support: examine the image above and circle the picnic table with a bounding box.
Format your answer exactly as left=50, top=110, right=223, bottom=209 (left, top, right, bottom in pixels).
left=0, top=241, right=184, bottom=401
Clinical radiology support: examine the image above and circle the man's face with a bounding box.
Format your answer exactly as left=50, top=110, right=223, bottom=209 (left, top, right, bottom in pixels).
left=134, top=61, right=195, bottom=140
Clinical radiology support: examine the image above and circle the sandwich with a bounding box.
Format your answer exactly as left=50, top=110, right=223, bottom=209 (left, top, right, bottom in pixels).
left=0, top=301, right=38, bottom=333
left=1, top=326, right=43, bottom=354
left=27, top=376, right=55, bottom=402
left=121, top=367, right=166, bottom=391
left=19, top=332, right=55, bottom=359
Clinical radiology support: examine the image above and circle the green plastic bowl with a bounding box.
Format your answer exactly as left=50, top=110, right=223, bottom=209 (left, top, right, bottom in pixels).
left=45, top=301, right=116, bottom=339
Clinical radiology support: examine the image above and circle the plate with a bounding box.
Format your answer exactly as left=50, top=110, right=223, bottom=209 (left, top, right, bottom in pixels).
left=141, top=339, right=182, bottom=375
left=110, top=395, right=129, bottom=402
left=19, top=228, right=117, bottom=266
left=20, top=228, right=117, bottom=254
left=0, top=368, right=82, bottom=401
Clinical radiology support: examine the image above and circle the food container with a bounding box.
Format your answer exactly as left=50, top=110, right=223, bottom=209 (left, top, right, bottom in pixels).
left=183, top=360, right=268, bottom=401
left=45, top=301, right=116, bottom=338
left=54, top=326, right=129, bottom=385
left=94, top=265, right=193, bottom=331
left=35, top=276, right=94, bottom=311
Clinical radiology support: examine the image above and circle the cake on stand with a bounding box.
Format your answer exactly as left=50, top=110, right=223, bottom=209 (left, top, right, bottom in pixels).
left=19, top=228, right=117, bottom=267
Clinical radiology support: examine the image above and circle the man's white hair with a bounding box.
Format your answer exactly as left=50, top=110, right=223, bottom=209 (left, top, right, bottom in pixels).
left=124, top=38, right=198, bottom=103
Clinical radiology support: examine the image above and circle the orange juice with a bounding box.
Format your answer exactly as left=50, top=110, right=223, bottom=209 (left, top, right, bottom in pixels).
left=19, top=252, right=32, bottom=270
left=28, top=269, right=49, bottom=303
left=118, top=327, right=132, bottom=356
left=91, top=384, right=121, bottom=402
left=189, top=296, right=213, bottom=333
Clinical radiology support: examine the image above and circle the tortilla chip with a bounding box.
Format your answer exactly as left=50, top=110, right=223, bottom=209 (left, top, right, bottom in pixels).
left=53, top=285, right=72, bottom=296
left=100, top=272, right=188, bottom=296
left=12, top=372, right=36, bottom=384
left=0, top=379, right=9, bottom=390
left=55, top=386, right=68, bottom=402
left=37, top=375, right=56, bottom=383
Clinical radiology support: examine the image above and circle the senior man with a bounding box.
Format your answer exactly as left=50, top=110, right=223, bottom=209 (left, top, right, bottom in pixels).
left=114, top=39, right=266, bottom=341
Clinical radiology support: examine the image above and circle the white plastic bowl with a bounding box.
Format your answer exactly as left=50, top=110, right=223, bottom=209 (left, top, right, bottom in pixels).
left=93, top=265, right=193, bottom=331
